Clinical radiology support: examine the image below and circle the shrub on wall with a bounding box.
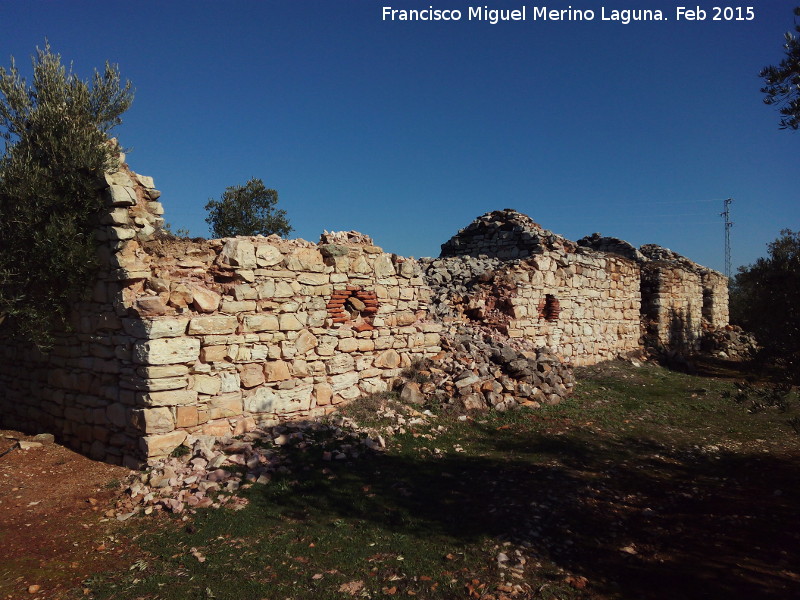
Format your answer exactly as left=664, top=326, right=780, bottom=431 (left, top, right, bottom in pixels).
left=0, top=43, right=133, bottom=346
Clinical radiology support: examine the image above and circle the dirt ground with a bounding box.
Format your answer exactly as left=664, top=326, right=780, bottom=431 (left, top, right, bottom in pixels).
left=0, top=431, right=135, bottom=600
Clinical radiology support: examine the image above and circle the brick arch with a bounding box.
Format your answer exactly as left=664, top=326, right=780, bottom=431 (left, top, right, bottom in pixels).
left=326, top=286, right=378, bottom=330
left=537, top=294, right=561, bottom=322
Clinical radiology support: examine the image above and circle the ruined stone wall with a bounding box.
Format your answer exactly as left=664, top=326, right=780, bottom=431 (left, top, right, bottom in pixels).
left=501, top=252, right=642, bottom=366
left=433, top=211, right=643, bottom=366
left=640, top=263, right=703, bottom=351
left=0, top=154, right=166, bottom=465
left=125, top=234, right=440, bottom=461
left=701, top=271, right=729, bottom=327
left=0, top=161, right=441, bottom=465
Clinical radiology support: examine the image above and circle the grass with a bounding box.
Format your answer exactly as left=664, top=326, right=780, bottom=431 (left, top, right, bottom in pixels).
left=85, top=360, right=800, bottom=600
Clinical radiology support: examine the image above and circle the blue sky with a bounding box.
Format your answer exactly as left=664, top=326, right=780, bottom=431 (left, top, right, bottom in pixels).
left=1, top=1, right=797, bottom=272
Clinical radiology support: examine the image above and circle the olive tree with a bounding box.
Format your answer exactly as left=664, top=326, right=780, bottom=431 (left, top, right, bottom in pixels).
left=0, top=43, right=133, bottom=346
left=205, top=177, right=292, bottom=238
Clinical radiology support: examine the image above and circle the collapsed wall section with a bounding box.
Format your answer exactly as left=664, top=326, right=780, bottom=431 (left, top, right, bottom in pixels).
left=432, top=211, right=643, bottom=366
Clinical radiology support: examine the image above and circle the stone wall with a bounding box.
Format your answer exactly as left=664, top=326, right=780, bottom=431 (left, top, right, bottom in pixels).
left=0, top=159, right=441, bottom=465
left=437, top=210, right=728, bottom=363
left=0, top=165, right=730, bottom=465
left=0, top=153, right=166, bottom=465
left=640, top=263, right=703, bottom=351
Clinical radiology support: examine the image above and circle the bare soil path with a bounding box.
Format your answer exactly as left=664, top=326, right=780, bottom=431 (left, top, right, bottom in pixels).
left=0, top=431, right=136, bottom=599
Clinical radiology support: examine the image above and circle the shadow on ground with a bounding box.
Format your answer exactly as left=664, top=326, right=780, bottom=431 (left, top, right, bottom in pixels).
left=251, top=428, right=800, bottom=599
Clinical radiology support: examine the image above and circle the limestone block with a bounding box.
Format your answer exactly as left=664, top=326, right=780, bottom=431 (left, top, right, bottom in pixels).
left=200, top=345, right=228, bottom=362
left=132, top=337, right=200, bottom=364
left=243, top=314, right=279, bottom=332
left=234, top=284, right=257, bottom=301
left=279, top=314, right=303, bottom=331
left=274, top=281, right=295, bottom=298
left=297, top=272, right=329, bottom=286
left=292, top=359, right=311, bottom=377
left=255, top=244, right=283, bottom=267
left=314, top=382, right=333, bottom=406
left=131, top=407, right=174, bottom=434
left=294, top=330, right=319, bottom=355
left=286, top=248, right=325, bottom=271
left=139, top=430, right=187, bottom=458
left=257, top=280, right=276, bottom=299
left=200, top=420, right=230, bottom=436
left=264, top=360, right=291, bottom=382
left=221, top=300, right=257, bottom=313
left=337, top=338, right=359, bottom=353
left=175, top=405, right=199, bottom=428
left=374, top=349, right=401, bottom=369
left=245, top=382, right=314, bottom=414
left=331, top=371, right=359, bottom=393
left=107, top=184, right=137, bottom=206
left=326, top=353, right=355, bottom=375
left=193, top=374, right=222, bottom=395
left=394, top=311, right=417, bottom=326
left=220, top=239, right=256, bottom=268
left=220, top=371, right=240, bottom=393
left=208, top=392, right=243, bottom=418
left=188, top=315, right=238, bottom=335
left=190, top=285, right=221, bottom=313
left=239, top=363, right=266, bottom=388
left=137, top=389, right=198, bottom=407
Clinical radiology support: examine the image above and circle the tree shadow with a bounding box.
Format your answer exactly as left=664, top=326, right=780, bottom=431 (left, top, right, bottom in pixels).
left=250, top=427, right=800, bottom=599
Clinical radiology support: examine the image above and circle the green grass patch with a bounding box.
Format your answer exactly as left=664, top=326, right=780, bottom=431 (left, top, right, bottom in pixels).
left=86, top=361, right=800, bottom=600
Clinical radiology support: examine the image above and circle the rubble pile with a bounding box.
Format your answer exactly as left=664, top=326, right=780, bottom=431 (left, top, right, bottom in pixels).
left=439, top=208, right=574, bottom=260
left=700, top=324, right=759, bottom=360
left=112, top=417, right=391, bottom=519
left=398, top=327, right=574, bottom=411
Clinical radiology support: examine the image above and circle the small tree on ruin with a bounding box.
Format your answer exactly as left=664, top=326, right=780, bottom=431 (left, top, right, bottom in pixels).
left=205, top=177, right=292, bottom=238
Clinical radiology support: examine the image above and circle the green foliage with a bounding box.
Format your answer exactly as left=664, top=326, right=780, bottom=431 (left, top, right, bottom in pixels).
left=730, top=230, right=800, bottom=377
left=204, top=177, right=292, bottom=238
left=0, top=43, right=133, bottom=346
left=760, top=7, right=800, bottom=130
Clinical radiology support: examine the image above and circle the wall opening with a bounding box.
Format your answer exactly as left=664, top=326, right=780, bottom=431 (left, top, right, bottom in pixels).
left=326, top=286, right=378, bottom=330
left=538, top=294, right=560, bottom=322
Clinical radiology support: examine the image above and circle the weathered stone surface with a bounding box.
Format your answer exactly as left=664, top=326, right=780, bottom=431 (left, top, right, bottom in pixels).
left=138, top=390, right=198, bottom=407
left=326, top=354, right=355, bottom=375
left=400, top=381, right=425, bottom=404
left=132, top=407, right=174, bottom=434
left=374, top=349, right=401, bottom=369
left=133, top=338, right=200, bottom=365
left=245, top=382, right=313, bottom=414
left=264, top=361, right=291, bottom=382
left=294, top=330, right=318, bottom=354
left=255, top=244, right=283, bottom=267
left=123, top=318, right=189, bottom=339
left=373, top=255, right=396, bottom=278
left=140, top=430, right=187, bottom=458
left=188, top=316, right=238, bottom=335
left=243, top=314, right=279, bottom=332
left=239, top=363, right=266, bottom=388
left=190, top=285, right=222, bottom=313
left=193, top=374, right=222, bottom=396
left=314, top=382, right=333, bottom=406
left=279, top=313, right=303, bottom=331
left=220, top=239, right=256, bottom=268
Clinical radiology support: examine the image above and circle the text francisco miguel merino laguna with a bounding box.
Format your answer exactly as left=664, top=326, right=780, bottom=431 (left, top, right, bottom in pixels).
left=382, top=6, right=756, bottom=25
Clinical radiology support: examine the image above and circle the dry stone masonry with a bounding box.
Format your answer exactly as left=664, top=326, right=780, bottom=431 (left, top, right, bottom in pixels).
left=0, top=162, right=731, bottom=465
